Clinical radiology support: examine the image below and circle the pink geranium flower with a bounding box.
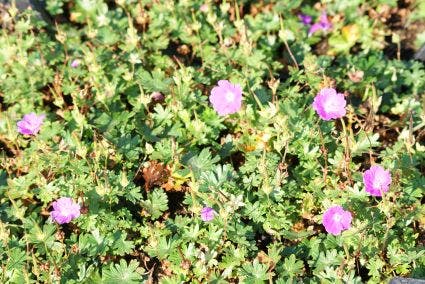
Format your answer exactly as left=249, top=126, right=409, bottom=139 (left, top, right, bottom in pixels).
left=151, top=91, right=164, bottom=102
left=363, top=165, right=392, bottom=197
left=322, top=205, right=352, bottom=235
left=200, top=207, right=216, bottom=222
left=308, top=12, right=332, bottom=36
left=200, top=4, right=209, bottom=13
left=70, top=59, right=80, bottom=68
left=298, top=14, right=312, bottom=25
left=312, top=88, right=346, bottom=120
left=50, top=197, right=81, bottom=224
left=17, top=113, right=45, bottom=135
left=209, top=80, right=242, bottom=116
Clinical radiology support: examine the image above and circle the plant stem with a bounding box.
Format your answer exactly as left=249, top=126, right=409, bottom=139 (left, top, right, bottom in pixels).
left=340, top=118, right=353, bottom=185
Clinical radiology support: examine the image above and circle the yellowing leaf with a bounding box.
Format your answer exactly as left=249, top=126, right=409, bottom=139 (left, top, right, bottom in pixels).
left=342, top=24, right=359, bottom=43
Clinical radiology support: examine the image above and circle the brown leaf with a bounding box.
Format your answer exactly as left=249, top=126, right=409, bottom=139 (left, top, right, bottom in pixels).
left=161, top=178, right=178, bottom=192
left=257, top=251, right=272, bottom=264
left=53, top=73, right=62, bottom=95
left=160, top=260, right=173, bottom=277
left=318, top=76, right=336, bottom=89
left=41, top=207, right=50, bottom=216
left=80, top=205, right=89, bottom=214
left=347, top=70, right=364, bottom=83
left=292, top=221, right=305, bottom=233
left=141, top=161, right=170, bottom=191
left=177, top=44, right=190, bottom=55
left=71, top=244, right=79, bottom=254
left=160, top=175, right=187, bottom=192
left=55, top=230, right=65, bottom=242
left=180, top=259, right=191, bottom=270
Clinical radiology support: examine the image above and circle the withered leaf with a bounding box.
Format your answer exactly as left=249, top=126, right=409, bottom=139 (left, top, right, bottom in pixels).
left=142, top=161, right=170, bottom=191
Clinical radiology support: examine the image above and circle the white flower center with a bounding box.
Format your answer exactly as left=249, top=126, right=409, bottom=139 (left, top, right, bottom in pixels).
left=225, top=91, right=235, bottom=102
left=373, top=174, right=385, bottom=189
left=324, top=98, right=339, bottom=113
left=333, top=213, right=342, bottom=222
left=61, top=206, right=73, bottom=216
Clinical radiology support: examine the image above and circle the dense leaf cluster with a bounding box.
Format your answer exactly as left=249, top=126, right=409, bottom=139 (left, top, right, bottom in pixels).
left=0, top=0, right=424, bottom=283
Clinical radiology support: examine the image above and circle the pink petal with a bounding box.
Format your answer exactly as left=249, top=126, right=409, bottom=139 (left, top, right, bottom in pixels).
left=308, top=23, right=323, bottom=36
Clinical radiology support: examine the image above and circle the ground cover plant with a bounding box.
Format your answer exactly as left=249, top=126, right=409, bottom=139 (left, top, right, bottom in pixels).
left=0, top=0, right=424, bottom=283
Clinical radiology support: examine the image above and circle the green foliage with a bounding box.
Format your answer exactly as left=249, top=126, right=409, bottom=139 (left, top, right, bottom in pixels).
left=140, top=188, right=169, bottom=220
left=239, top=259, right=271, bottom=283
left=0, top=0, right=424, bottom=282
left=101, top=259, right=145, bottom=284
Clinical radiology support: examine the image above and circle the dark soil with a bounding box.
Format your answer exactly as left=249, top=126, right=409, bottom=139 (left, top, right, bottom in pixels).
left=165, top=190, right=186, bottom=218
left=255, top=231, right=273, bottom=251
left=357, top=260, right=371, bottom=282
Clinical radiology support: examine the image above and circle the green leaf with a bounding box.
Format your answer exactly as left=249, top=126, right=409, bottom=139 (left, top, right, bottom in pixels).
left=6, top=248, right=26, bottom=271
left=312, top=249, right=344, bottom=273
left=111, top=231, right=135, bottom=256
left=145, top=236, right=177, bottom=260
left=281, top=254, right=304, bottom=278
left=239, top=259, right=270, bottom=283
left=27, top=223, right=57, bottom=254
left=140, top=188, right=168, bottom=220
left=136, top=69, right=172, bottom=93
left=45, top=0, right=64, bottom=15
left=186, top=148, right=219, bottom=178
left=366, top=257, right=385, bottom=279
left=351, top=131, right=380, bottom=157
left=201, top=164, right=235, bottom=187
left=102, top=259, right=144, bottom=284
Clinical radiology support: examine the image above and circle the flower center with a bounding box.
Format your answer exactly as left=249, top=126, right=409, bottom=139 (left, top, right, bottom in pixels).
left=225, top=91, right=235, bottom=102
left=29, top=121, right=39, bottom=129
left=60, top=205, right=74, bottom=217
left=323, top=98, right=339, bottom=113
left=373, top=174, right=385, bottom=189
left=333, top=213, right=342, bottom=223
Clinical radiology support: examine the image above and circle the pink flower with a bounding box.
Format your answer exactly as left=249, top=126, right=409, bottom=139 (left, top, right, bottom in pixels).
left=151, top=92, right=164, bottom=102
left=70, top=59, right=80, bottom=68
left=308, top=12, right=332, bottom=36
left=312, top=88, right=346, bottom=120
left=322, top=205, right=352, bottom=235
left=363, top=165, right=392, bottom=197
left=209, top=80, right=242, bottom=116
left=50, top=197, right=81, bottom=224
left=17, top=113, right=46, bottom=135
left=200, top=207, right=216, bottom=222
left=200, top=4, right=209, bottom=13
left=298, top=14, right=312, bottom=25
